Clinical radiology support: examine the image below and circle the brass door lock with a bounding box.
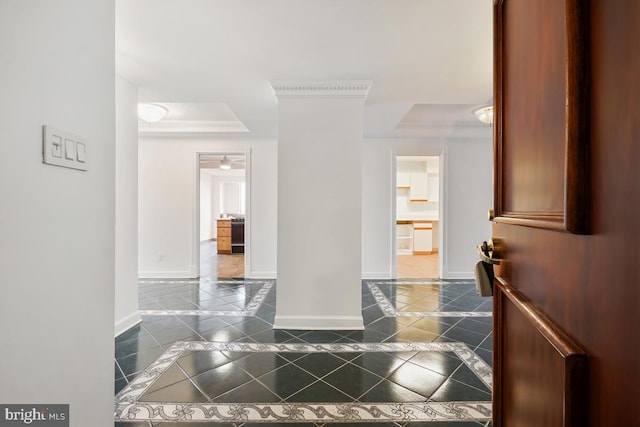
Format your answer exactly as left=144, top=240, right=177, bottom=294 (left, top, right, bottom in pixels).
left=477, top=238, right=502, bottom=265
left=474, top=238, right=502, bottom=297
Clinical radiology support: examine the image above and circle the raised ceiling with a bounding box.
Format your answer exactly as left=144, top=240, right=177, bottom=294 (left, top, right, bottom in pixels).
left=116, top=0, right=493, bottom=138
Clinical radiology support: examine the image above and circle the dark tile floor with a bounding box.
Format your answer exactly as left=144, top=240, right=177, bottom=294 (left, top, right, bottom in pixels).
left=115, top=279, right=493, bottom=426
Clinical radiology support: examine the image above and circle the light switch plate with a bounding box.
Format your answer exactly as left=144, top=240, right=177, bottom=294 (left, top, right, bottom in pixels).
left=64, top=138, right=75, bottom=160
left=76, top=142, right=86, bottom=162
left=52, top=135, right=63, bottom=158
left=43, top=125, right=88, bottom=171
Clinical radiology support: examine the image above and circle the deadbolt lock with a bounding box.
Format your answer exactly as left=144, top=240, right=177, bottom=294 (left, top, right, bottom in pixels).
left=477, top=238, right=502, bottom=265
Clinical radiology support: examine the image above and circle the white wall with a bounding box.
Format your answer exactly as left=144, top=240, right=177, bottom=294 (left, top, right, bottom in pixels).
left=0, top=2, right=115, bottom=426
left=115, top=75, right=140, bottom=335
left=362, top=138, right=493, bottom=279
left=221, top=181, right=244, bottom=215
left=443, top=139, right=494, bottom=278
left=138, top=138, right=195, bottom=277
left=139, top=136, right=492, bottom=281
left=214, top=176, right=245, bottom=213
left=200, top=172, right=246, bottom=241
left=139, top=138, right=277, bottom=278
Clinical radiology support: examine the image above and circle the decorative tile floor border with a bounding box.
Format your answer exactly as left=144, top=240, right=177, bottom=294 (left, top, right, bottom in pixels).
left=115, top=341, right=492, bottom=423
left=138, top=281, right=273, bottom=317
left=378, top=280, right=477, bottom=285
left=368, top=282, right=492, bottom=318
left=116, top=401, right=491, bottom=423
left=138, top=279, right=272, bottom=286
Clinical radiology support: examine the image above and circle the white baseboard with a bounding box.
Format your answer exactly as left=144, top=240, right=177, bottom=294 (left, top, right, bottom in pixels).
left=362, top=272, right=392, bottom=279
left=248, top=271, right=277, bottom=279
left=114, top=311, right=141, bottom=338
left=138, top=271, right=194, bottom=279
left=273, top=315, right=364, bottom=330
left=249, top=272, right=391, bottom=280
left=442, top=270, right=474, bottom=280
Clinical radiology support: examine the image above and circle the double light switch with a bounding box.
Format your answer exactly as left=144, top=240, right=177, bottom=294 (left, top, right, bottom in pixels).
left=43, top=125, right=88, bottom=171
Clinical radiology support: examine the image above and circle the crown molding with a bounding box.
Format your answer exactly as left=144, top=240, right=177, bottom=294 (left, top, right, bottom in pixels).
left=270, top=80, right=372, bottom=98
left=394, top=121, right=492, bottom=130
left=138, top=120, right=249, bottom=134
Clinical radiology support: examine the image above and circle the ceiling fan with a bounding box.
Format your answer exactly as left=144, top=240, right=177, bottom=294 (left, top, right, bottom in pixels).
left=199, top=154, right=245, bottom=170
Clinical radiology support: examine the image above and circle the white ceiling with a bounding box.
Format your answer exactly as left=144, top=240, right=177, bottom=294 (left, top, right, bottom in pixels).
left=199, top=154, right=246, bottom=172
left=116, top=0, right=493, bottom=138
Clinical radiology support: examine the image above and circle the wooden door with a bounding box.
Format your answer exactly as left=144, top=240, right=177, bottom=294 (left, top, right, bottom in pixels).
left=491, top=1, right=640, bottom=426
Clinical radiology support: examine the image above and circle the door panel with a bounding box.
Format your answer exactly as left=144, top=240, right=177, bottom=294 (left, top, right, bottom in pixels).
left=491, top=0, right=640, bottom=426
left=494, top=279, right=586, bottom=427
left=501, top=0, right=567, bottom=215
left=494, top=0, right=590, bottom=234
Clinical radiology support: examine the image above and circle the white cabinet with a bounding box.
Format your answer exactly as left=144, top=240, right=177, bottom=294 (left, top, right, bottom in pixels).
left=427, top=172, right=439, bottom=202
left=396, top=222, right=413, bottom=254
left=409, top=172, right=429, bottom=201
left=396, top=172, right=411, bottom=188
left=413, top=222, right=433, bottom=254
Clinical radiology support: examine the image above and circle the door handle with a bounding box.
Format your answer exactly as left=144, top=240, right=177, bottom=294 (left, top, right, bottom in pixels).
left=474, top=238, right=501, bottom=297
left=477, top=238, right=501, bottom=265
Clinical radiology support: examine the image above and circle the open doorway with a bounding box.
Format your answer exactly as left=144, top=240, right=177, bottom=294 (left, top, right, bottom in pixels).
left=197, top=152, right=248, bottom=279
left=395, top=155, right=441, bottom=279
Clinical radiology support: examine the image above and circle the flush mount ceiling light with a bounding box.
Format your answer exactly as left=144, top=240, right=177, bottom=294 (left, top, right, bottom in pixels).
left=219, top=155, right=232, bottom=170
left=473, top=105, right=494, bottom=125
left=138, top=103, right=168, bottom=123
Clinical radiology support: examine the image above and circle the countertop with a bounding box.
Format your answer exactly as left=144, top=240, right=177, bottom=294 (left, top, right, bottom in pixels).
left=397, top=216, right=439, bottom=222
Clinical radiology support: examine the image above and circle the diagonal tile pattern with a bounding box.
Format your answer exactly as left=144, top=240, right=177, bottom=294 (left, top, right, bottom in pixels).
left=115, top=279, right=493, bottom=426
left=368, top=281, right=492, bottom=318
left=138, top=279, right=273, bottom=316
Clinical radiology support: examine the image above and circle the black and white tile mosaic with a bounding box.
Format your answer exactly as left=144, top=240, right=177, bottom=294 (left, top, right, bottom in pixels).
left=138, top=280, right=274, bottom=317
left=116, top=279, right=493, bottom=426
left=368, top=282, right=492, bottom=318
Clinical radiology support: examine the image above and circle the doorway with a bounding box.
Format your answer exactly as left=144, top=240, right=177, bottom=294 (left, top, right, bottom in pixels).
left=395, top=155, right=441, bottom=279
left=197, top=152, right=249, bottom=279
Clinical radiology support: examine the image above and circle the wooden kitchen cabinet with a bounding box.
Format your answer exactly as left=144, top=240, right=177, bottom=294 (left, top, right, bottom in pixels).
left=217, top=219, right=232, bottom=254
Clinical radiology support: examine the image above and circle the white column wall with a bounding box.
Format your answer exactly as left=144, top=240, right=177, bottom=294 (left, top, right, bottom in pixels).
left=138, top=138, right=278, bottom=278
left=199, top=173, right=214, bottom=241
left=362, top=144, right=395, bottom=278
left=115, top=75, right=141, bottom=335
left=137, top=136, right=491, bottom=282
left=274, top=96, right=364, bottom=330
left=0, top=2, right=115, bottom=425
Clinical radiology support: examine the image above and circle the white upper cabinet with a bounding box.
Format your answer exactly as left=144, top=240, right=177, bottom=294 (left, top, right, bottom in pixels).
left=428, top=172, right=439, bottom=202
left=409, top=172, right=429, bottom=201
left=397, top=172, right=411, bottom=188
